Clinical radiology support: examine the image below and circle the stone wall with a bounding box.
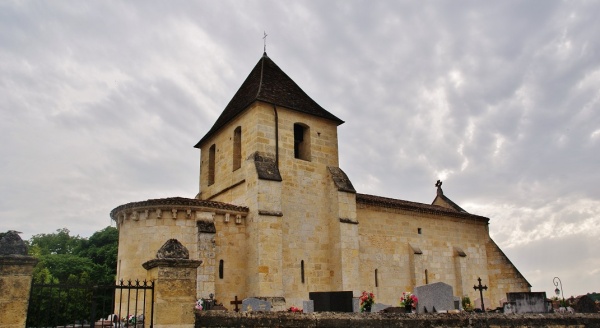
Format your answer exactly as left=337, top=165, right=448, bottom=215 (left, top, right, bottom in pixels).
left=198, top=102, right=347, bottom=307
left=192, top=99, right=530, bottom=309
left=195, top=311, right=600, bottom=328
left=0, top=231, right=38, bottom=328
left=111, top=199, right=248, bottom=303
left=356, top=202, right=530, bottom=306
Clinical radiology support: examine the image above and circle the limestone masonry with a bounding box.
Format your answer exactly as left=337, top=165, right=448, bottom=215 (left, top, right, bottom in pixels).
left=111, top=52, right=530, bottom=310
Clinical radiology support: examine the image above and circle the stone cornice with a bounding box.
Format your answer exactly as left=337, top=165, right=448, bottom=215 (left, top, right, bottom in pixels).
left=110, top=197, right=248, bottom=221
left=0, top=255, right=39, bottom=266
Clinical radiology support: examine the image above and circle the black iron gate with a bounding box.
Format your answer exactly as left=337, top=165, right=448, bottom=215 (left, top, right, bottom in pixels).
left=26, top=280, right=154, bottom=328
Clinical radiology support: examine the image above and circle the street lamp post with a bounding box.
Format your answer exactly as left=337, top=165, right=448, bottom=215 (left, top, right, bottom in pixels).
left=553, top=276, right=565, bottom=307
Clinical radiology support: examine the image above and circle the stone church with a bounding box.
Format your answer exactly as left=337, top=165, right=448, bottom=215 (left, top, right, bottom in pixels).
left=111, top=52, right=530, bottom=310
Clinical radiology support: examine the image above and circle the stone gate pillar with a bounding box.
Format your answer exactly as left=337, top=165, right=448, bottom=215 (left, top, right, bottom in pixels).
left=143, top=239, right=202, bottom=328
left=0, top=231, right=39, bottom=328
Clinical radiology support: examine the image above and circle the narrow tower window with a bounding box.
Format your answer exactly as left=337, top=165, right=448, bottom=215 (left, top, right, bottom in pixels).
left=375, top=269, right=379, bottom=287
left=219, top=260, right=224, bottom=279
left=425, top=269, right=429, bottom=284
left=301, top=260, right=305, bottom=284
left=233, top=126, right=241, bottom=171
left=208, top=144, right=216, bottom=185
left=293, top=123, right=310, bottom=161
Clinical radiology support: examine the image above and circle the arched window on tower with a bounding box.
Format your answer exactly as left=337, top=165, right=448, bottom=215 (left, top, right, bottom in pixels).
left=294, top=123, right=310, bottom=161
left=208, top=144, right=216, bottom=185
left=233, top=126, right=242, bottom=171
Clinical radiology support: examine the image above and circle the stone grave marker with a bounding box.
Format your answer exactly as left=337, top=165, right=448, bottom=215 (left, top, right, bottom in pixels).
left=352, top=298, right=360, bottom=312
left=499, top=297, right=507, bottom=308
left=506, top=292, right=547, bottom=313
left=414, top=282, right=454, bottom=313
left=572, top=295, right=598, bottom=313
left=474, top=297, right=490, bottom=311
left=242, top=297, right=271, bottom=312
left=309, top=291, right=353, bottom=312
left=453, top=296, right=462, bottom=310
left=503, top=301, right=516, bottom=314
left=371, top=303, right=392, bottom=313
left=303, top=300, right=314, bottom=313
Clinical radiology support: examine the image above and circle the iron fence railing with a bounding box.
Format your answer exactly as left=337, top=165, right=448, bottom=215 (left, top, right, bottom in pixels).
left=26, top=279, right=154, bottom=328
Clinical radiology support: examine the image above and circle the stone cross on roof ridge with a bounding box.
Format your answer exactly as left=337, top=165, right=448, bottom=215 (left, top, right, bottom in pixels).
left=435, top=180, right=443, bottom=195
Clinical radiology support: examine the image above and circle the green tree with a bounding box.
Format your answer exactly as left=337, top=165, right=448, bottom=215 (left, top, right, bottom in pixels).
left=26, top=227, right=119, bottom=326
left=29, top=228, right=83, bottom=255
left=75, top=226, right=118, bottom=284
left=28, top=226, right=118, bottom=284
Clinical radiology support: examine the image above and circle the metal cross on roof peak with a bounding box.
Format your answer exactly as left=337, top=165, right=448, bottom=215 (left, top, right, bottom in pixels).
left=263, top=31, right=268, bottom=53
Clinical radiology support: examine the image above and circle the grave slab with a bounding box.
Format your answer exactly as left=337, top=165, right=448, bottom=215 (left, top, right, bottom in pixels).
left=506, top=292, right=547, bottom=313
left=371, top=303, right=392, bottom=313
left=309, top=291, right=353, bottom=312
left=352, top=298, right=360, bottom=313
left=303, top=300, right=314, bottom=313
left=242, top=298, right=271, bottom=312
left=414, top=282, right=454, bottom=313
left=474, top=297, right=491, bottom=311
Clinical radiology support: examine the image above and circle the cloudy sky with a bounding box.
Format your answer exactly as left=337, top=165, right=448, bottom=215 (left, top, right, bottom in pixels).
left=2, top=1, right=598, bottom=298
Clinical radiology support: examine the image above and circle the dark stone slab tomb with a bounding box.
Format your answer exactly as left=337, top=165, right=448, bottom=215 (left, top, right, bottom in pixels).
left=309, top=291, right=353, bottom=312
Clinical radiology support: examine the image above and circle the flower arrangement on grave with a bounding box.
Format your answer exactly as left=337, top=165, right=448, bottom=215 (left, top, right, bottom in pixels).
left=195, top=299, right=204, bottom=311
left=399, top=291, right=418, bottom=310
left=288, top=306, right=303, bottom=313
left=462, top=296, right=473, bottom=311
left=121, top=314, right=136, bottom=326
left=359, top=291, right=375, bottom=312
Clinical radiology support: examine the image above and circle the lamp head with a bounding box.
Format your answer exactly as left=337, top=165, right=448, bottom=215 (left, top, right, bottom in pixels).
left=555, top=288, right=560, bottom=296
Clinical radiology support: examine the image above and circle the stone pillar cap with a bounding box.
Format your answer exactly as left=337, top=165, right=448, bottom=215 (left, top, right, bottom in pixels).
left=156, top=239, right=189, bottom=259
left=142, top=238, right=202, bottom=270
left=0, top=231, right=28, bottom=256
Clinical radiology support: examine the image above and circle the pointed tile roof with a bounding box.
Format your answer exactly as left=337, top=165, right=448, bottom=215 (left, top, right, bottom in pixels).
left=195, top=53, right=344, bottom=148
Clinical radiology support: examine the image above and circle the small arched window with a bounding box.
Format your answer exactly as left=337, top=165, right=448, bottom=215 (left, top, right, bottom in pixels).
left=293, top=123, right=310, bottom=161
left=208, top=144, right=216, bottom=185
left=233, top=127, right=241, bottom=171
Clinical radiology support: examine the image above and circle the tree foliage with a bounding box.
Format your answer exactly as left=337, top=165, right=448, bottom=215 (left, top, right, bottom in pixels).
left=28, top=227, right=118, bottom=285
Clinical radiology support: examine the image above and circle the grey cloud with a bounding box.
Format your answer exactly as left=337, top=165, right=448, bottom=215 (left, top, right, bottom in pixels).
left=1, top=0, right=598, bottom=296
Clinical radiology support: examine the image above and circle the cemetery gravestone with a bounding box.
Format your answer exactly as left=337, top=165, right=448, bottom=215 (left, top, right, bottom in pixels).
left=242, top=298, right=271, bottom=312
left=503, top=301, right=516, bottom=314
left=309, top=291, right=353, bottom=312
left=371, top=303, right=392, bottom=313
left=414, top=282, right=454, bottom=313
left=303, top=300, right=314, bottom=313
left=506, top=292, right=547, bottom=313
left=453, top=297, right=462, bottom=310
left=572, top=295, right=598, bottom=313
left=352, top=298, right=360, bottom=313
left=474, top=297, right=490, bottom=311
left=499, top=298, right=507, bottom=308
